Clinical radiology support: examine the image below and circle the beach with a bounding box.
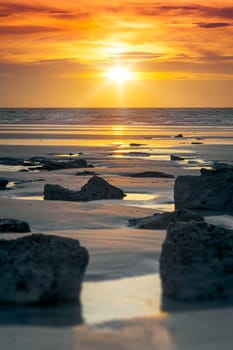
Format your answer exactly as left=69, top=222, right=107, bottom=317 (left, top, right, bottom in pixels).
left=0, top=116, right=233, bottom=349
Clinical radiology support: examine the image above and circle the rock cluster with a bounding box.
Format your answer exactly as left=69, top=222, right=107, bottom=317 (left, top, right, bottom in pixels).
left=174, top=164, right=233, bottom=211
left=0, top=234, right=89, bottom=305
left=129, top=209, right=203, bottom=229
left=160, top=221, right=233, bottom=301
left=0, top=218, right=31, bottom=233
left=44, top=175, right=125, bottom=202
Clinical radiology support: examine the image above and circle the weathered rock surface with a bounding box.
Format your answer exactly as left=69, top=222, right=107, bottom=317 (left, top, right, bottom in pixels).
left=0, top=179, right=8, bottom=189
left=128, top=171, right=174, bottom=179
left=44, top=176, right=125, bottom=202
left=128, top=209, right=203, bottom=229
left=174, top=166, right=233, bottom=211
left=170, top=154, right=184, bottom=161
left=160, top=221, right=233, bottom=301
left=0, top=218, right=31, bottom=233
left=0, top=234, right=89, bottom=305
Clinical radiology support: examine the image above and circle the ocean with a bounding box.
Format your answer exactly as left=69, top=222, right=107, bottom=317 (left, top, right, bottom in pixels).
left=0, top=108, right=233, bottom=126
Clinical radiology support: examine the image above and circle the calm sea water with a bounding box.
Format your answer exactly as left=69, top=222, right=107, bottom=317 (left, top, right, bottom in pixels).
left=0, top=108, right=232, bottom=126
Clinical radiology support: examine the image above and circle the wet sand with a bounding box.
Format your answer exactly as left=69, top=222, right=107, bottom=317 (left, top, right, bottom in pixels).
left=0, top=124, right=233, bottom=349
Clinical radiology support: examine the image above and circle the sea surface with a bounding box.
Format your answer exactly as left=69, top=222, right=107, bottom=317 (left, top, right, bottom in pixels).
left=0, top=108, right=232, bottom=126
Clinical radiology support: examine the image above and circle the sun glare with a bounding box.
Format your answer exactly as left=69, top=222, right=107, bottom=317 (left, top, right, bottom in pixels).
left=106, top=66, right=133, bottom=82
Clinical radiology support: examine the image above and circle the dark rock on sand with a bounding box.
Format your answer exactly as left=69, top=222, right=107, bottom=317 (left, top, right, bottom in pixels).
left=160, top=221, right=233, bottom=301
left=0, top=234, right=89, bottom=305
left=191, top=142, right=203, bottom=145
left=39, top=158, right=90, bottom=171
left=174, top=134, right=183, bottom=138
left=0, top=218, right=31, bottom=233
left=0, top=179, right=8, bottom=189
left=128, top=171, right=174, bottom=179
left=170, top=154, right=184, bottom=161
left=44, top=176, right=125, bottom=202
left=127, top=152, right=150, bottom=157
left=75, top=170, right=97, bottom=176
left=0, top=157, right=23, bottom=166
left=174, top=165, right=233, bottom=211
left=129, top=143, right=145, bottom=147
left=44, top=184, right=81, bottom=201
left=128, top=209, right=203, bottom=229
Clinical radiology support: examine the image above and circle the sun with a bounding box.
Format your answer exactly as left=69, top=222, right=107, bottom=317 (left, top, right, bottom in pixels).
left=106, top=66, right=133, bottom=82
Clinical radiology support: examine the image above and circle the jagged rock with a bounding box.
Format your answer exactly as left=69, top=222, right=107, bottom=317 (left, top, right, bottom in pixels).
left=170, top=154, right=184, bottom=161
left=75, top=171, right=97, bottom=176
left=174, top=166, right=233, bottom=211
left=128, top=171, right=174, bottom=179
left=44, top=176, right=125, bottom=202
left=160, top=221, right=233, bottom=301
left=0, top=157, right=23, bottom=165
left=0, top=179, right=8, bottom=189
left=0, top=234, right=89, bottom=305
left=0, top=218, right=31, bottom=233
left=128, top=209, right=203, bottom=229
left=78, top=176, right=125, bottom=201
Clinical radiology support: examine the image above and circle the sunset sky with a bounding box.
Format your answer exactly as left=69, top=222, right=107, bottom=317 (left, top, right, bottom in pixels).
left=0, top=0, right=232, bottom=107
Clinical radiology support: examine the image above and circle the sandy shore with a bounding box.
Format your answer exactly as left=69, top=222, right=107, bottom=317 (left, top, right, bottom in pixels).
left=0, top=124, right=233, bottom=349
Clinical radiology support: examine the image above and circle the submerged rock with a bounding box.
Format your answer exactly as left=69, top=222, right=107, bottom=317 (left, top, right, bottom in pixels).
left=0, top=157, right=23, bottom=165
left=170, top=154, right=184, bottom=161
left=75, top=170, right=97, bottom=176
left=0, top=218, right=30, bottom=233
left=129, top=209, right=203, bottom=229
left=0, top=234, right=89, bottom=305
left=0, top=178, right=8, bottom=189
left=160, top=221, right=233, bottom=301
left=174, top=166, right=233, bottom=211
left=44, top=176, right=125, bottom=202
left=128, top=171, right=174, bottom=179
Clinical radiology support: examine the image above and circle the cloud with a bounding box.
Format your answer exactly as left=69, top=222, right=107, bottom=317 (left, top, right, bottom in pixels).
left=0, top=1, right=90, bottom=19
left=0, top=25, right=61, bottom=35
left=197, top=22, right=231, bottom=28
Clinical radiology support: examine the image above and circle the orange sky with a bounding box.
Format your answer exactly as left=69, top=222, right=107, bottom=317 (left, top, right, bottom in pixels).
left=0, top=0, right=232, bottom=107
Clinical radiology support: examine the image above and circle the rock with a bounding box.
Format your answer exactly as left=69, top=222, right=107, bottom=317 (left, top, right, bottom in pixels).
left=44, top=184, right=81, bottom=201
left=174, top=134, right=183, bottom=138
left=128, top=209, right=203, bottom=229
left=0, top=218, right=31, bottom=233
left=44, top=176, right=125, bottom=202
left=27, top=157, right=93, bottom=171
left=129, top=143, right=145, bottom=147
left=0, top=234, right=89, bottom=305
left=170, top=154, right=184, bottom=161
left=78, top=176, right=125, bottom=201
left=160, top=221, right=233, bottom=301
left=128, top=171, right=174, bottom=179
left=213, top=162, right=233, bottom=170
left=0, top=179, right=8, bottom=189
left=0, top=157, right=23, bottom=165
left=191, top=142, right=203, bottom=145
left=127, top=152, right=150, bottom=157
left=174, top=166, right=233, bottom=211
left=75, top=171, right=97, bottom=176
left=40, top=158, right=89, bottom=171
